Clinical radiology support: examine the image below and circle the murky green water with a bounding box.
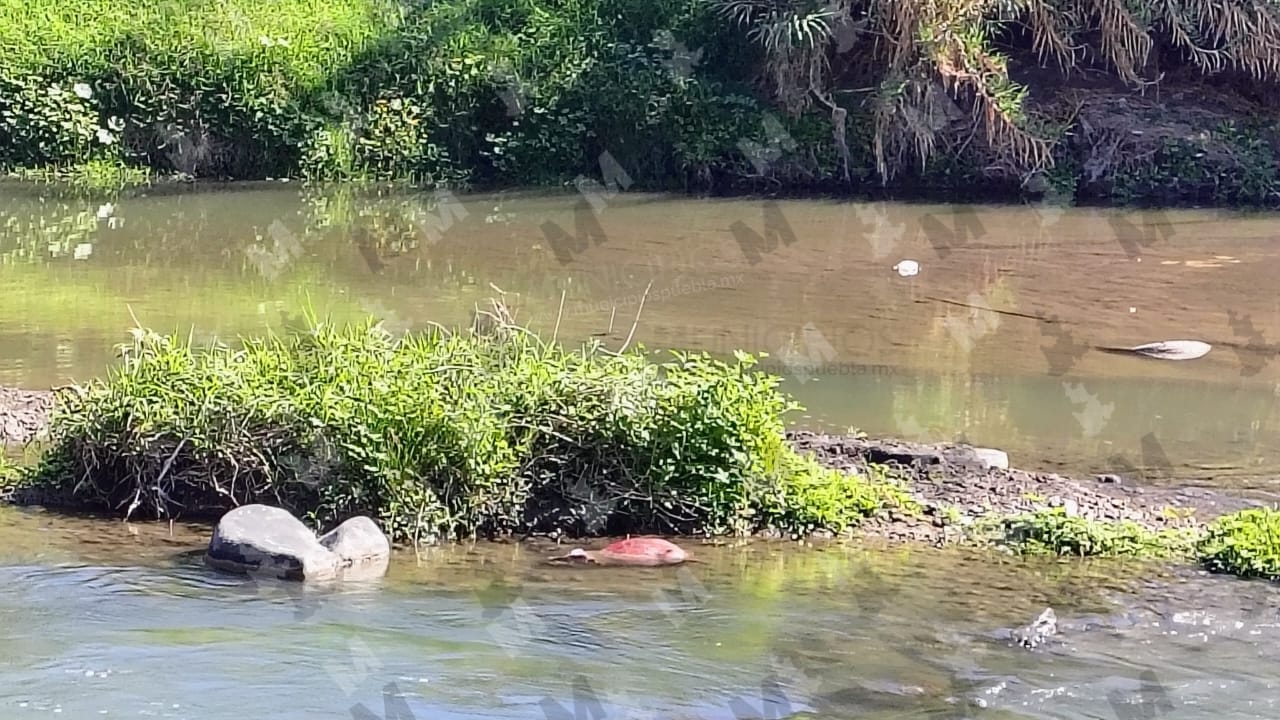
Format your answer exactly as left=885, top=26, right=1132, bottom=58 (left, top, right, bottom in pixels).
left=4, top=182, right=1280, bottom=718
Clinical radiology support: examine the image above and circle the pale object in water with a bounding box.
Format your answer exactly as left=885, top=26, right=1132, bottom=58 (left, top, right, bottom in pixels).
left=1095, top=340, right=1212, bottom=361
left=893, top=259, right=919, bottom=277
left=1012, top=607, right=1058, bottom=649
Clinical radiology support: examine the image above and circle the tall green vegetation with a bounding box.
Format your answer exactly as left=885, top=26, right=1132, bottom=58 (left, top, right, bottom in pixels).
left=0, top=0, right=1277, bottom=202
left=1198, top=507, right=1280, bottom=581
left=0, top=0, right=796, bottom=191
left=17, top=310, right=914, bottom=544
left=717, top=0, right=1280, bottom=190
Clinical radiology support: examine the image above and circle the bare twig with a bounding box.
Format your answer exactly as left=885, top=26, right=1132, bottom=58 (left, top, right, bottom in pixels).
left=616, top=282, right=653, bottom=354
left=553, top=289, right=566, bottom=344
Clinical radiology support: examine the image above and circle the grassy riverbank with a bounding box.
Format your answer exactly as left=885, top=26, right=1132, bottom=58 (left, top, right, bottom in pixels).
left=2, top=0, right=1278, bottom=205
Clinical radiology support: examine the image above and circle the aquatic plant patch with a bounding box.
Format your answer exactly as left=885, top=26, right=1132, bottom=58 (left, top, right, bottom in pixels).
left=1197, top=507, right=1280, bottom=581
left=975, top=504, right=1280, bottom=585
left=21, top=314, right=912, bottom=544
left=974, top=507, right=1202, bottom=560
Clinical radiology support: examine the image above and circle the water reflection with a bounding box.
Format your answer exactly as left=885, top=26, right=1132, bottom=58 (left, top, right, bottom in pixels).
left=3, top=185, right=1280, bottom=484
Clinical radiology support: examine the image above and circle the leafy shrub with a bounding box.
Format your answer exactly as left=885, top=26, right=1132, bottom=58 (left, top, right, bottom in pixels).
left=24, top=313, right=907, bottom=543
left=1197, top=507, right=1280, bottom=581
left=0, top=455, right=18, bottom=490
left=0, top=0, right=870, bottom=194
left=0, top=75, right=123, bottom=167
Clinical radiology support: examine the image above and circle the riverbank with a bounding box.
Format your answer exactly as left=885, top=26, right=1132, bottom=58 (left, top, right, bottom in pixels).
left=2, top=0, right=1277, bottom=207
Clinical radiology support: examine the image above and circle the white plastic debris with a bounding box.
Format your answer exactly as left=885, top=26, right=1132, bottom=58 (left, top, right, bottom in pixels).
left=893, top=259, right=920, bottom=277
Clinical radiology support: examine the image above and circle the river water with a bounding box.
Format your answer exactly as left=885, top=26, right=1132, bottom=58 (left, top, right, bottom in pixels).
left=3, top=182, right=1280, bottom=718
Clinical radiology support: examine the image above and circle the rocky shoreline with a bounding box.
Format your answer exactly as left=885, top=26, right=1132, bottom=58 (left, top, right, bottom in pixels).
left=2, top=387, right=1266, bottom=546
left=786, top=431, right=1263, bottom=546
left=0, top=387, right=53, bottom=448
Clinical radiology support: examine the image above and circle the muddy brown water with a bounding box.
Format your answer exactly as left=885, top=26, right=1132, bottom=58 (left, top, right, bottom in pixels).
left=3, top=182, right=1280, bottom=718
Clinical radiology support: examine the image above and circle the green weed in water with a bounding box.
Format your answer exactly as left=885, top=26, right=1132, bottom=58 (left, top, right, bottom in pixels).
left=976, top=507, right=1201, bottom=560
left=1197, top=507, right=1280, bottom=581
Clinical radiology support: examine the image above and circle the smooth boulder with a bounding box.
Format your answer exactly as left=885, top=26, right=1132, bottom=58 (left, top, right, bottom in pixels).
left=206, top=504, right=341, bottom=580
left=320, top=516, right=391, bottom=566
left=972, top=447, right=1010, bottom=470
left=205, top=505, right=391, bottom=581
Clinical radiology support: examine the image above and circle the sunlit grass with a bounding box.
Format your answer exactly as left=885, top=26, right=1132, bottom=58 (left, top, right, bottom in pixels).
left=0, top=0, right=398, bottom=86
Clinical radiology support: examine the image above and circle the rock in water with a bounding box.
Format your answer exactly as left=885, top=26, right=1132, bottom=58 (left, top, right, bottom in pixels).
left=319, top=516, right=392, bottom=566
left=206, top=504, right=342, bottom=581
left=972, top=448, right=1009, bottom=470
left=1012, top=607, right=1058, bottom=649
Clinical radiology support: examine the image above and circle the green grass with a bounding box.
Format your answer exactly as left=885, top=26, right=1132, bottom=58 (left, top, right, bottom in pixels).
left=0, top=0, right=392, bottom=82
left=0, top=0, right=404, bottom=186
left=975, top=507, right=1202, bottom=560
left=975, top=504, right=1280, bottom=584
left=20, top=309, right=913, bottom=544
left=0, top=0, right=796, bottom=192
left=9, top=159, right=153, bottom=193
left=1197, top=507, right=1280, bottom=581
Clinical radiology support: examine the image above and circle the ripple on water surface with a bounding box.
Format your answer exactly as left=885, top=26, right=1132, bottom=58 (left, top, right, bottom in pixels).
left=5, top=521, right=1280, bottom=718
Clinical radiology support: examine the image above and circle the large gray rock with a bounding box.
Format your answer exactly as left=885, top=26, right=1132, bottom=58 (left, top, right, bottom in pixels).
left=841, top=437, right=1010, bottom=472
left=972, top=447, right=1010, bottom=470
left=319, top=515, right=391, bottom=566
left=206, top=505, right=392, bottom=582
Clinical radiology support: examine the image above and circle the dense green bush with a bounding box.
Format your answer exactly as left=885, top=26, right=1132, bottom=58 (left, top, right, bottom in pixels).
left=1197, top=507, right=1280, bottom=581
left=0, top=0, right=839, bottom=193
left=22, top=312, right=912, bottom=544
